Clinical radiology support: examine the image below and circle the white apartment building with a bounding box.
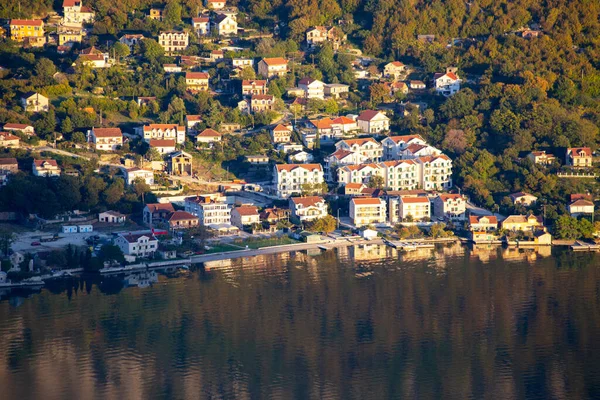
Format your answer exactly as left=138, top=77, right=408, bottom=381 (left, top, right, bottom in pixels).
left=350, top=198, right=387, bottom=227
left=142, top=124, right=186, bottom=144
left=184, top=196, right=231, bottom=226
left=62, top=0, right=95, bottom=26
left=298, top=78, right=325, bottom=99
left=274, top=164, right=324, bottom=198
left=380, top=160, right=420, bottom=191
left=357, top=110, right=390, bottom=134
left=335, top=138, right=382, bottom=162
left=158, top=31, right=189, bottom=54
left=416, top=155, right=453, bottom=191
left=289, top=196, right=328, bottom=222
left=398, top=196, right=431, bottom=221
left=337, top=155, right=452, bottom=191
left=381, top=135, right=427, bottom=160
left=258, top=58, right=288, bottom=78
left=433, top=194, right=466, bottom=220
left=325, top=149, right=367, bottom=182
left=114, top=233, right=158, bottom=258
left=88, top=127, right=123, bottom=151
left=400, top=144, right=442, bottom=159
left=337, top=163, right=383, bottom=186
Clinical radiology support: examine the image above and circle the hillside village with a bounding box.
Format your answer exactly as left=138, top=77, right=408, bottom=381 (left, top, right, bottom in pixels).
left=0, top=0, right=600, bottom=274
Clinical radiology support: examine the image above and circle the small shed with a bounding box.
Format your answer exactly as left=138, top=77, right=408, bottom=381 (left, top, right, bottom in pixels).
left=360, top=229, right=378, bottom=240
left=78, top=225, right=93, bottom=233
left=300, top=231, right=322, bottom=243
left=62, top=225, right=78, bottom=233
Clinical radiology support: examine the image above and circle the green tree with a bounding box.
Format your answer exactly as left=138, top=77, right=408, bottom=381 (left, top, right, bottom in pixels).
left=98, top=244, right=125, bottom=264
left=34, top=57, right=56, bottom=85
left=0, top=228, right=15, bottom=257
left=112, top=42, right=130, bottom=61
left=61, top=117, right=73, bottom=134
left=430, top=223, right=450, bottom=238
left=367, top=175, right=384, bottom=189
left=132, top=177, right=151, bottom=203
left=307, top=215, right=337, bottom=233
left=141, top=39, right=165, bottom=62
left=103, top=179, right=125, bottom=205
left=163, top=0, right=182, bottom=26
left=72, top=131, right=86, bottom=143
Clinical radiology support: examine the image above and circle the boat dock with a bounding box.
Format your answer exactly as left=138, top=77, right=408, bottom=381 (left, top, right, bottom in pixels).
left=571, top=241, right=600, bottom=251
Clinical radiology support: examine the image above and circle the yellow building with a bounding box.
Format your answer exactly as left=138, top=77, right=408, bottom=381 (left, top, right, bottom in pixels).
left=58, top=26, right=83, bottom=45
left=501, top=215, right=543, bottom=232
left=10, top=19, right=44, bottom=42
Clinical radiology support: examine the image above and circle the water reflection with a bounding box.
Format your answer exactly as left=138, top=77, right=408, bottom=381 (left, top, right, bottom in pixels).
left=0, top=245, right=599, bottom=399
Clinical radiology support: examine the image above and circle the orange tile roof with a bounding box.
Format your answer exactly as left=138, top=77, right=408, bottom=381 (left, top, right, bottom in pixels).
left=242, top=80, right=267, bottom=86
left=233, top=205, right=259, bottom=216
left=198, top=128, right=221, bottom=137
left=332, top=116, right=355, bottom=125
left=11, top=19, right=43, bottom=26
left=469, top=215, right=498, bottom=224
left=186, top=72, right=209, bottom=79
left=352, top=198, right=383, bottom=205
left=290, top=196, right=324, bottom=207
left=340, top=137, right=379, bottom=146
left=262, top=57, right=288, bottom=66
left=400, top=197, right=429, bottom=204
left=93, top=127, right=122, bottom=137
left=345, top=183, right=364, bottom=190
left=146, top=203, right=175, bottom=213
left=276, top=163, right=322, bottom=172
left=168, top=210, right=197, bottom=221
left=273, top=124, right=291, bottom=132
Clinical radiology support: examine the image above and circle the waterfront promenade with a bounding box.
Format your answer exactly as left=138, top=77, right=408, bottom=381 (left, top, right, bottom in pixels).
left=190, top=238, right=386, bottom=264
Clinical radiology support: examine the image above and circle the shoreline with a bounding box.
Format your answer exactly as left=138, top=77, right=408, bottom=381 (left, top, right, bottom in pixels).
left=190, top=237, right=458, bottom=264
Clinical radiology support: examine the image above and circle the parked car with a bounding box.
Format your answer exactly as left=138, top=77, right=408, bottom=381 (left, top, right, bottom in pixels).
left=31, top=241, right=41, bottom=246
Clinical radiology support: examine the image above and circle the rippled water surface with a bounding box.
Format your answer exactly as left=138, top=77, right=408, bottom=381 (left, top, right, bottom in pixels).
left=1, top=244, right=600, bottom=399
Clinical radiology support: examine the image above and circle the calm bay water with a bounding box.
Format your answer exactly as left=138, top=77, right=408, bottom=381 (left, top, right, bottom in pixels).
left=1, top=244, right=600, bottom=399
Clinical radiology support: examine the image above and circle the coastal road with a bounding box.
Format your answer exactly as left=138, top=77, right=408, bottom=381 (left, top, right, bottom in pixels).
left=191, top=238, right=383, bottom=264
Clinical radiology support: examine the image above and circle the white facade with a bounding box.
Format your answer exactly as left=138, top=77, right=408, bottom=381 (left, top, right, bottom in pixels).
left=212, top=14, right=237, bottom=36
left=290, top=196, right=328, bottom=222
left=274, top=164, right=324, bottom=198
left=357, top=110, right=390, bottom=134
left=124, top=168, right=154, bottom=185
left=433, top=194, right=466, bottom=220
left=350, top=198, right=387, bottom=227
left=381, top=135, right=427, bottom=160
left=158, top=31, right=189, bottom=54
left=398, top=197, right=431, bottom=221
left=88, top=127, right=123, bottom=151
left=258, top=58, right=288, bottom=78
left=298, top=78, right=325, bottom=99
left=185, top=197, right=231, bottom=226
left=32, top=160, right=60, bottom=177
left=115, top=233, right=158, bottom=258
left=230, top=206, right=260, bottom=228
left=143, top=124, right=186, bottom=144
left=335, top=138, right=382, bottom=162
left=434, top=72, right=461, bottom=96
